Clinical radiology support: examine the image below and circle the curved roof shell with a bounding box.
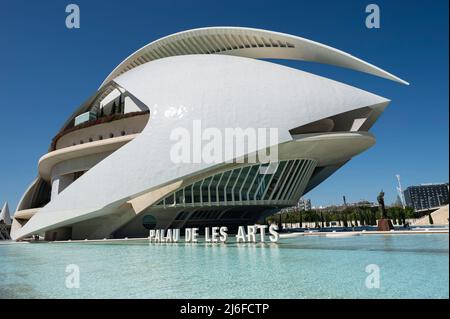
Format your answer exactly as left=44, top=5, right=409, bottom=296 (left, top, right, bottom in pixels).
left=101, top=26, right=408, bottom=87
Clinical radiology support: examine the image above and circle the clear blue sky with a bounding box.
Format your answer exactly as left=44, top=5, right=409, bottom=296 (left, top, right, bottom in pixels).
left=1, top=0, right=448, bottom=210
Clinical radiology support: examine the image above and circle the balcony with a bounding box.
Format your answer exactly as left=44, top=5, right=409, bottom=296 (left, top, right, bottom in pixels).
left=51, top=110, right=149, bottom=151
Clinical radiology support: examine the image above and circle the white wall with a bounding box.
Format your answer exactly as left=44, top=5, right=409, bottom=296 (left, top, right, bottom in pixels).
left=50, top=174, right=73, bottom=200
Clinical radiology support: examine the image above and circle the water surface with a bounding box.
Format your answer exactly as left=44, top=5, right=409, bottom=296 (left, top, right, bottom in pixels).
left=0, top=234, right=448, bottom=298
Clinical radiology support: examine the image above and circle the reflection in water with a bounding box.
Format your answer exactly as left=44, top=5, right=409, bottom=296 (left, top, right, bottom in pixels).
left=0, top=234, right=448, bottom=299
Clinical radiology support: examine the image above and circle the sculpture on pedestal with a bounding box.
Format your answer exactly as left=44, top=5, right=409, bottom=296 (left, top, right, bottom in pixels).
left=377, top=191, right=387, bottom=218
left=377, top=190, right=394, bottom=231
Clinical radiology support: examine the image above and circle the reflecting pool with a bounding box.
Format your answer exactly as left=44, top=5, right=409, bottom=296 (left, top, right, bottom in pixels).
left=0, top=234, right=448, bottom=298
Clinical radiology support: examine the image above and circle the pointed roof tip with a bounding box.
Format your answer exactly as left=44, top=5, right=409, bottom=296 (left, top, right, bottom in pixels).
left=0, top=201, right=11, bottom=225
left=388, top=75, right=409, bottom=86
left=390, top=75, right=409, bottom=86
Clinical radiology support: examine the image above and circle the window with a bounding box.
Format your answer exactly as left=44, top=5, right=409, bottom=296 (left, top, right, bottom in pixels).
left=240, top=165, right=260, bottom=200
left=234, top=166, right=250, bottom=200
left=185, top=186, right=193, bottom=204
left=73, top=171, right=85, bottom=181
left=209, top=174, right=222, bottom=203
left=201, top=177, right=213, bottom=203
left=226, top=169, right=241, bottom=202
left=165, top=193, right=175, bottom=205
left=217, top=171, right=232, bottom=202
left=175, top=189, right=184, bottom=205
left=193, top=182, right=202, bottom=203
left=156, top=160, right=316, bottom=208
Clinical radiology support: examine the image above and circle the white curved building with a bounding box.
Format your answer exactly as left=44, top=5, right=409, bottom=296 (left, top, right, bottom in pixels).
left=11, top=27, right=407, bottom=241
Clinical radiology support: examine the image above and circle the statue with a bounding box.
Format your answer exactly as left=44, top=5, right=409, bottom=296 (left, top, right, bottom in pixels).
left=376, top=190, right=394, bottom=231
left=377, top=190, right=387, bottom=218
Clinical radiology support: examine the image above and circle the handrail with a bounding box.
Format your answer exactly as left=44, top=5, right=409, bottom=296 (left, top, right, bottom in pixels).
left=50, top=110, right=149, bottom=151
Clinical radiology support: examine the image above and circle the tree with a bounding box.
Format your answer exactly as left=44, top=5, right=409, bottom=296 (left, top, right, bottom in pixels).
left=352, top=212, right=358, bottom=227
left=428, top=213, right=434, bottom=225
left=343, top=212, right=348, bottom=227
left=368, top=209, right=376, bottom=226
left=299, top=211, right=303, bottom=228
left=404, top=207, right=415, bottom=219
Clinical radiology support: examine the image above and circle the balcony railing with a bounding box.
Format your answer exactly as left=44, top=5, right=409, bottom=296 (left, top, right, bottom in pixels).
left=50, top=110, right=149, bottom=151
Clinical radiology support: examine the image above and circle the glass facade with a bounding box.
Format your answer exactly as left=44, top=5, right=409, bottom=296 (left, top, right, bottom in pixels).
left=155, top=159, right=317, bottom=208
left=404, top=183, right=449, bottom=211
